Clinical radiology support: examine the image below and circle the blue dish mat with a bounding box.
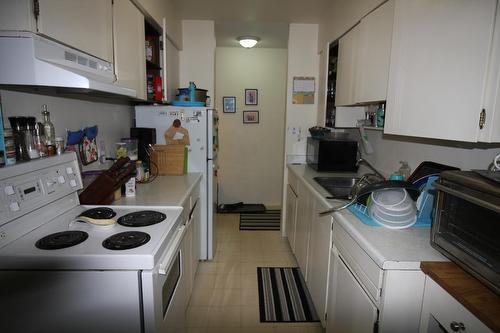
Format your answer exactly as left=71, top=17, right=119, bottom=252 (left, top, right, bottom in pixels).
left=171, top=100, right=205, bottom=107
left=346, top=176, right=438, bottom=229
left=347, top=203, right=431, bottom=228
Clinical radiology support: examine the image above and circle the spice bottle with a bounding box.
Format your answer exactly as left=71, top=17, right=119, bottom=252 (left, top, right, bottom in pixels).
left=4, top=128, right=16, bottom=166
left=136, top=160, right=144, bottom=182
left=398, top=161, right=412, bottom=180
left=41, top=105, right=55, bottom=145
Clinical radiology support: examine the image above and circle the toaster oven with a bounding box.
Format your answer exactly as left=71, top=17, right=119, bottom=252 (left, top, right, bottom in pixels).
left=431, top=170, right=500, bottom=295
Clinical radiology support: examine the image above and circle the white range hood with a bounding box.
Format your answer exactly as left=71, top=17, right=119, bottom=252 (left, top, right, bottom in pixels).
left=0, top=31, right=136, bottom=98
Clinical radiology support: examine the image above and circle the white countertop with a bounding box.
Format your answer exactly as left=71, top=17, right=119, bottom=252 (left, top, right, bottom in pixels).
left=112, top=173, right=203, bottom=207
left=288, top=164, right=447, bottom=270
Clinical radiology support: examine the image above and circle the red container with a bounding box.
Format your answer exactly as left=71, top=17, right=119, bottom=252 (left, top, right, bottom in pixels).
left=154, top=76, right=162, bottom=101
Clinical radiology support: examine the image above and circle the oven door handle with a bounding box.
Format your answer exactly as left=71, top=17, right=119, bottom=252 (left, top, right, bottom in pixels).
left=433, top=182, right=500, bottom=213
left=158, top=225, right=186, bottom=275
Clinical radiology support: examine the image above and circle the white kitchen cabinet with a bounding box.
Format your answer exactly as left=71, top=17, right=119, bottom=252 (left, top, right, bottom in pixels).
left=306, top=200, right=333, bottom=327
left=182, top=217, right=193, bottom=299
left=420, top=277, right=492, bottom=333
left=335, top=0, right=394, bottom=107
left=327, top=249, right=379, bottom=333
left=294, top=180, right=315, bottom=278
left=113, top=0, right=147, bottom=100
left=190, top=197, right=200, bottom=280
left=335, top=24, right=360, bottom=106
left=479, top=3, right=500, bottom=142
left=355, top=0, right=394, bottom=104
left=326, top=220, right=427, bottom=332
left=385, top=0, right=497, bottom=142
left=113, top=0, right=146, bottom=100
left=285, top=184, right=298, bottom=252
left=0, top=0, right=114, bottom=62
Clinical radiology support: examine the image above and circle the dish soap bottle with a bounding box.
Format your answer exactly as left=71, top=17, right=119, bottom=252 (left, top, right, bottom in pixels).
left=41, top=105, right=55, bottom=146
left=398, top=161, right=411, bottom=180
left=188, top=82, right=196, bottom=102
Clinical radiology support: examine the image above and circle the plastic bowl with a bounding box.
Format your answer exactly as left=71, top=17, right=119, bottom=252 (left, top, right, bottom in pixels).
left=369, top=203, right=416, bottom=223
left=371, top=188, right=407, bottom=207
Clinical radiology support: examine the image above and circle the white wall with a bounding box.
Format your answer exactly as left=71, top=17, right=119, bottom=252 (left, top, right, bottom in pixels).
left=215, top=47, right=287, bottom=207
left=361, top=130, right=500, bottom=176
left=0, top=89, right=133, bottom=165
left=179, top=20, right=216, bottom=103
left=285, top=24, right=320, bottom=160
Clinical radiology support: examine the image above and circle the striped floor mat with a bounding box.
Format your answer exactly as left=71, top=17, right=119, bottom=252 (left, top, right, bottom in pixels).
left=239, top=210, right=281, bottom=230
left=257, top=267, right=320, bottom=323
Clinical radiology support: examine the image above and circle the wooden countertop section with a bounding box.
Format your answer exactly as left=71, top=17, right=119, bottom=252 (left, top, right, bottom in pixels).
left=421, top=261, right=500, bottom=332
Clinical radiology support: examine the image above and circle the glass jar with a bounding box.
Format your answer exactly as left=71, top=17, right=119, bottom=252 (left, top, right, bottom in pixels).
left=120, top=138, right=138, bottom=161
left=115, top=142, right=128, bottom=159
left=55, top=137, right=65, bottom=155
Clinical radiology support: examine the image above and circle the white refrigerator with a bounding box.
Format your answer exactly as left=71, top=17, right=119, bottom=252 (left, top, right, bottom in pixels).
left=135, top=106, right=218, bottom=260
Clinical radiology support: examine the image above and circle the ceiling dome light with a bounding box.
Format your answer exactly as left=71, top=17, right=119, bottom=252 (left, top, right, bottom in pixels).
left=237, top=36, right=260, bottom=48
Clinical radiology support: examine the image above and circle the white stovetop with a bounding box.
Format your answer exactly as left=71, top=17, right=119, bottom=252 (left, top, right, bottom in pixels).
left=288, top=164, right=447, bottom=270
left=0, top=205, right=183, bottom=270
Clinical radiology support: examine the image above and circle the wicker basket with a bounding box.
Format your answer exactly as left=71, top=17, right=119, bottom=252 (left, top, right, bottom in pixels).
left=151, top=144, right=186, bottom=175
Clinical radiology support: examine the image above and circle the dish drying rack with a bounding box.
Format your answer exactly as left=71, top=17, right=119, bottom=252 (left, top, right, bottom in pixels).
left=347, top=176, right=438, bottom=228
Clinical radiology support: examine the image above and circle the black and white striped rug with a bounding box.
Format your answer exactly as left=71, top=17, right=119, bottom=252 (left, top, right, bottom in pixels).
left=257, top=267, right=320, bottom=323
left=239, top=210, right=281, bottom=230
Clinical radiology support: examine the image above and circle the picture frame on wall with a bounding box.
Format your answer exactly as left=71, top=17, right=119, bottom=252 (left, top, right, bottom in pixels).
left=245, top=89, right=258, bottom=105
left=222, top=96, right=236, bottom=113
left=243, top=110, right=259, bottom=124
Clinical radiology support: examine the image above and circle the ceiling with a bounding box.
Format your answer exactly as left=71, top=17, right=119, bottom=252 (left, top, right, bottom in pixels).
left=171, top=0, right=328, bottom=48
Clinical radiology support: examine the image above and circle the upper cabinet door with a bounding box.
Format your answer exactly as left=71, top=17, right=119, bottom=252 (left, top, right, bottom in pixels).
left=384, top=0, right=496, bottom=142
left=479, top=5, right=500, bottom=143
left=37, top=0, right=113, bottom=62
left=335, top=25, right=360, bottom=107
left=356, top=0, right=395, bottom=104
left=113, top=0, right=146, bottom=100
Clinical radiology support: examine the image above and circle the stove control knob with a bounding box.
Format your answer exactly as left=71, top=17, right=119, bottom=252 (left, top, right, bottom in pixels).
left=57, top=176, right=66, bottom=184
left=9, top=201, right=20, bottom=212
left=66, top=167, right=74, bottom=175
left=4, top=186, right=15, bottom=196
left=69, top=179, right=77, bottom=187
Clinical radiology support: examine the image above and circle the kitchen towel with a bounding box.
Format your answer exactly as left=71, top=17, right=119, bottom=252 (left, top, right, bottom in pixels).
left=257, top=267, right=320, bottom=323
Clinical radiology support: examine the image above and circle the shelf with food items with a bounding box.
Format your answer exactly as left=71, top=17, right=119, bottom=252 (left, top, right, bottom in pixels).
left=145, top=20, right=164, bottom=103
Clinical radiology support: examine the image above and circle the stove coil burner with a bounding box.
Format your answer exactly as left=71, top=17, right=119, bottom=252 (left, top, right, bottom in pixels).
left=36, top=231, right=89, bottom=250
left=79, top=207, right=116, bottom=219
left=117, top=210, right=167, bottom=227
left=102, top=231, right=151, bottom=250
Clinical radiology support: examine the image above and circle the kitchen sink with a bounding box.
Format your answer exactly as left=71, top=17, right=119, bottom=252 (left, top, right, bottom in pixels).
left=313, top=176, right=360, bottom=199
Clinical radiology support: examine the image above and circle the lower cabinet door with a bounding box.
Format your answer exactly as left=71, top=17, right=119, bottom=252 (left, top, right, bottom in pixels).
left=306, top=201, right=332, bottom=327
left=285, top=185, right=298, bottom=251
left=327, top=253, right=378, bottom=333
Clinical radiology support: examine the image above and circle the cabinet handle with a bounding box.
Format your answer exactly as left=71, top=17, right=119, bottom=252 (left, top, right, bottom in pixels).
left=449, top=321, right=465, bottom=332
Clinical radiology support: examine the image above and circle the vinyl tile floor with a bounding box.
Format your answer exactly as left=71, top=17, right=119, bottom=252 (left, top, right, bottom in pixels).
left=186, top=214, right=325, bottom=333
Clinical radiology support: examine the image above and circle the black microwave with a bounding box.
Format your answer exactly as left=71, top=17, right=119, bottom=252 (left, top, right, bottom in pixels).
left=431, top=170, right=500, bottom=295
left=306, top=137, right=358, bottom=172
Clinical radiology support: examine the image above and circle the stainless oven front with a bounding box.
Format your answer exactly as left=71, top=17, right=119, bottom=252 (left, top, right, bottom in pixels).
left=431, top=171, right=500, bottom=295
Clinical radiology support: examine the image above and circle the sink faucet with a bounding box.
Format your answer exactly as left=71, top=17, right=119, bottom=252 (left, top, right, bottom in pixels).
left=357, top=158, right=385, bottom=180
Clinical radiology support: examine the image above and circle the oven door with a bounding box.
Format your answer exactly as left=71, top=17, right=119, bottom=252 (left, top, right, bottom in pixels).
left=142, top=224, right=187, bottom=333
left=432, top=181, right=500, bottom=295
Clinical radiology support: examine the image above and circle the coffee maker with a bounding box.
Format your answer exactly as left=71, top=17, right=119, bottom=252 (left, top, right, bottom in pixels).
left=130, top=127, right=156, bottom=166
